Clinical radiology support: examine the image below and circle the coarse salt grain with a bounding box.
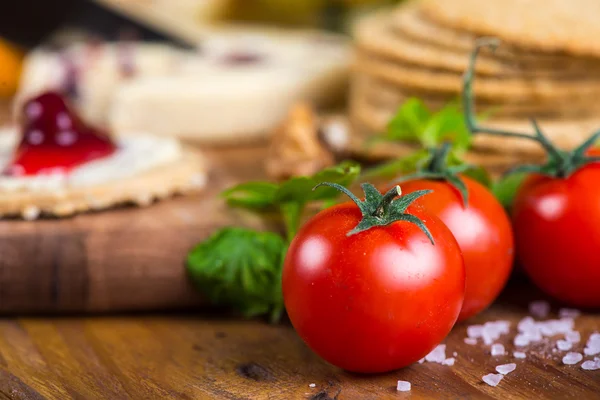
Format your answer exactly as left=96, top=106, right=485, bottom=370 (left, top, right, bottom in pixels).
left=453, top=352, right=457, bottom=357
left=425, top=344, right=446, bottom=363
left=496, top=363, right=517, bottom=375
left=584, top=347, right=600, bottom=356
left=396, top=380, right=411, bottom=392
left=518, top=317, right=536, bottom=331
left=565, top=331, right=581, bottom=343
left=584, top=333, right=600, bottom=356
left=482, top=373, right=503, bottom=387
left=309, top=384, right=316, bottom=388
left=581, top=360, right=600, bottom=371
left=491, top=344, right=505, bottom=356
left=514, top=334, right=530, bottom=347
left=556, top=340, right=573, bottom=351
left=513, top=351, right=526, bottom=359
left=467, top=325, right=484, bottom=338
left=464, top=338, right=477, bottom=345
left=529, top=301, right=550, bottom=319
left=418, top=358, right=425, bottom=364
left=558, top=308, right=581, bottom=319
left=562, top=352, right=583, bottom=365
left=442, top=357, right=455, bottom=366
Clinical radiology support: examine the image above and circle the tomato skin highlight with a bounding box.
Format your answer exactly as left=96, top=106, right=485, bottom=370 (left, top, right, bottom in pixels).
left=282, top=202, right=465, bottom=373
left=512, top=163, right=600, bottom=307
left=399, top=177, right=514, bottom=321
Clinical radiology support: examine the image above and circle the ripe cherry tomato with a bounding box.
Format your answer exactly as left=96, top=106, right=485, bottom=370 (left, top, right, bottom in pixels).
left=282, top=188, right=465, bottom=373
left=399, top=176, right=514, bottom=321
left=512, top=162, right=600, bottom=307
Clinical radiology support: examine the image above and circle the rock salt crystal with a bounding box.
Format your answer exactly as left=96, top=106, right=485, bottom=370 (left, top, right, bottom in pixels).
left=565, top=331, right=581, bottom=343
left=467, top=325, right=484, bottom=338
left=482, top=373, right=504, bottom=387
left=491, top=344, right=505, bottom=356
left=562, top=352, right=583, bottom=365
left=453, top=352, right=457, bottom=357
left=464, top=338, right=477, bottom=345
left=513, top=351, right=526, bottom=359
left=558, top=308, right=581, bottom=319
left=581, top=360, right=600, bottom=371
left=442, top=357, right=455, bottom=366
left=529, top=301, right=550, bottom=318
left=514, top=334, right=530, bottom=347
left=556, top=340, right=573, bottom=351
left=425, top=345, right=446, bottom=363
left=396, top=381, right=411, bottom=392
left=584, top=333, right=600, bottom=356
left=518, top=317, right=536, bottom=331
left=496, top=363, right=517, bottom=375
left=309, top=384, right=316, bottom=388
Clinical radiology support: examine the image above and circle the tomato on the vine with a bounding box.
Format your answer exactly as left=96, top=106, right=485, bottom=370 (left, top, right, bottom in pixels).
left=282, top=183, right=465, bottom=373
left=462, top=39, right=600, bottom=308
left=399, top=175, right=514, bottom=321
left=512, top=163, right=600, bottom=307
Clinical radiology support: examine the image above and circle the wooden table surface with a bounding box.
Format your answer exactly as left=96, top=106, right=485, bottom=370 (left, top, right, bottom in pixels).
left=1, top=105, right=600, bottom=399
left=0, top=279, right=598, bottom=400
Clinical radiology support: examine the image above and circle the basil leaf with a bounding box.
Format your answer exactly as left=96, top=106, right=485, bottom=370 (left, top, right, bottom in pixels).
left=386, top=98, right=431, bottom=142
left=379, top=97, right=486, bottom=155
left=275, top=161, right=361, bottom=204
left=492, top=172, right=528, bottom=209
left=187, top=227, right=287, bottom=323
left=221, top=182, right=279, bottom=210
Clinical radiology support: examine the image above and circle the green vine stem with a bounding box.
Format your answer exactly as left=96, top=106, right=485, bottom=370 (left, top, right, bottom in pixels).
left=391, top=142, right=472, bottom=207
left=462, top=38, right=600, bottom=178
left=313, top=182, right=435, bottom=244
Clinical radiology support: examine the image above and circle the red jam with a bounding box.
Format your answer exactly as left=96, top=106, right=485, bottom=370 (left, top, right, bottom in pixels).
left=221, top=51, right=264, bottom=65
left=3, top=92, right=117, bottom=177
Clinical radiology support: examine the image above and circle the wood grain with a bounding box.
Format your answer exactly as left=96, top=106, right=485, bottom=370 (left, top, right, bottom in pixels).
left=0, top=280, right=597, bottom=399
left=0, top=144, right=270, bottom=313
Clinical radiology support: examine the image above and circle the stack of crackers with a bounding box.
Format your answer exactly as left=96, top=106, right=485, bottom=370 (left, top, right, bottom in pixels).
left=349, top=0, right=600, bottom=172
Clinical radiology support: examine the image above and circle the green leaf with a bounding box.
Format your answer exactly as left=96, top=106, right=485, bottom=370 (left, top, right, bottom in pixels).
left=492, top=172, right=528, bottom=210
left=386, top=98, right=431, bottom=142
left=221, top=182, right=279, bottom=210
left=187, top=227, right=287, bottom=322
left=379, top=97, right=496, bottom=155
left=425, top=103, right=472, bottom=152
left=275, top=161, right=361, bottom=204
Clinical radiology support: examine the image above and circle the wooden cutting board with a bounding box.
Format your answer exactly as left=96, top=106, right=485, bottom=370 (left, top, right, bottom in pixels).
left=0, top=144, right=271, bottom=313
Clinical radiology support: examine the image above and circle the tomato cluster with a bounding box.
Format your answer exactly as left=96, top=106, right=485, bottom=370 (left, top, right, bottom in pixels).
left=282, top=40, right=600, bottom=373
left=282, top=174, right=513, bottom=373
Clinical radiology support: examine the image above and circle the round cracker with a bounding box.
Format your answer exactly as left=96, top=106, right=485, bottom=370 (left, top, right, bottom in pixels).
left=0, top=150, right=207, bottom=219
left=392, top=2, right=600, bottom=66
left=357, top=12, right=600, bottom=78
left=356, top=51, right=600, bottom=102
left=360, top=75, right=600, bottom=119
left=421, top=0, right=600, bottom=58
left=355, top=70, right=600, bottom=110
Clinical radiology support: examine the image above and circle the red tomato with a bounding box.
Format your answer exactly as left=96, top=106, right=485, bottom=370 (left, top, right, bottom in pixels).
left=282, top=201, right=465, bottom=373
left=399, top=177, right=514, bottom=321
left=512, top=162, right=600, bottom=307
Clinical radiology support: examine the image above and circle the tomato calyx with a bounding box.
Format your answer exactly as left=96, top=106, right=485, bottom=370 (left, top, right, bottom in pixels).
left=463, top=38, right=600, bottom=179
left=314, top=182, right=435, bottom=243
left=391, top=142, right=472, bottom=207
